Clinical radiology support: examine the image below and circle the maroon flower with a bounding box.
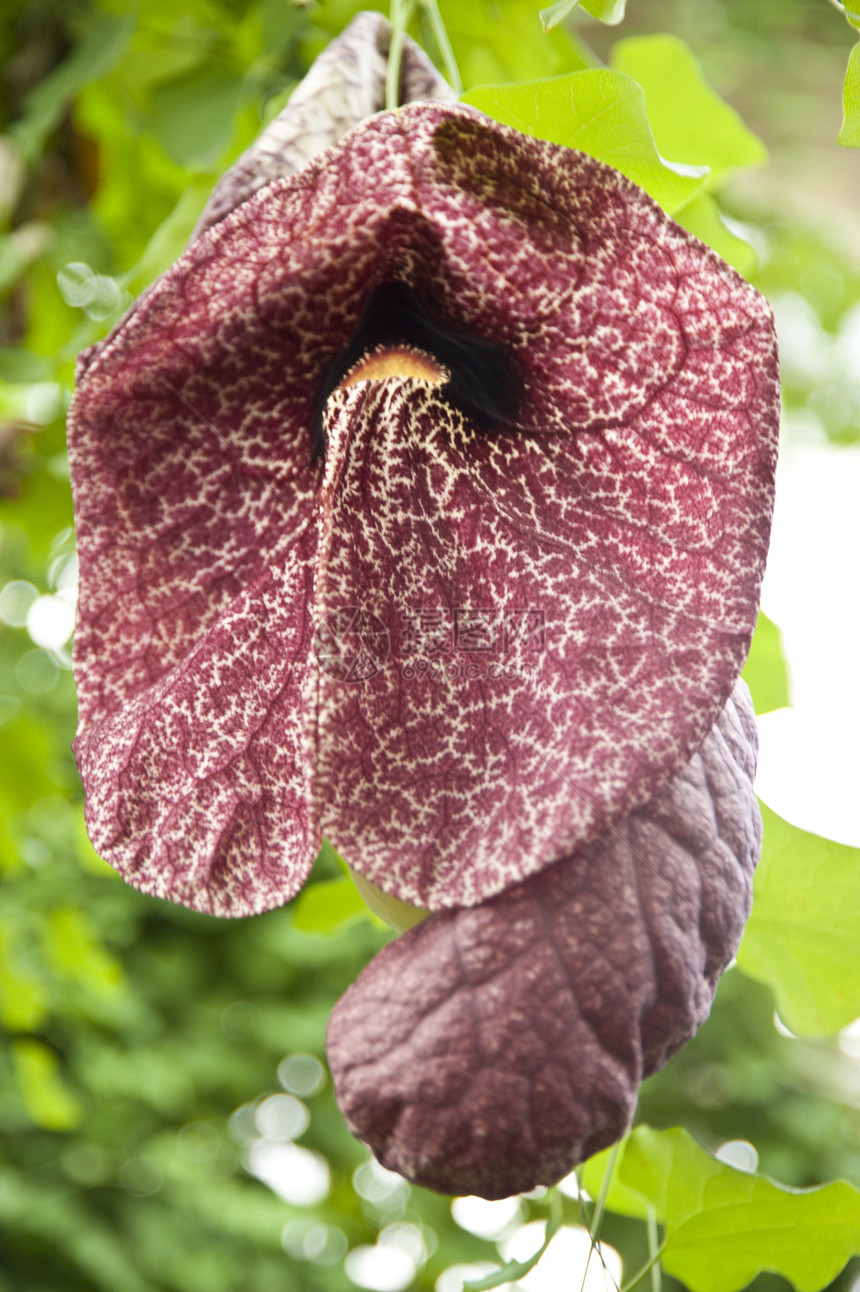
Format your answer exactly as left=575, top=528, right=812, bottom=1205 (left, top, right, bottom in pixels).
left=68, top=14, right=779, bottom=1197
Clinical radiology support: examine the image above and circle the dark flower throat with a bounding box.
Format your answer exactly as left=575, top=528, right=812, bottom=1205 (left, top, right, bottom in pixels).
left=314, top=281, right=519, bottom=457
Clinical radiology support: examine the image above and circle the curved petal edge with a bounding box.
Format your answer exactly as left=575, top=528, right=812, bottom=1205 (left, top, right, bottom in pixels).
left=326, top=679, right=760, bottom=1198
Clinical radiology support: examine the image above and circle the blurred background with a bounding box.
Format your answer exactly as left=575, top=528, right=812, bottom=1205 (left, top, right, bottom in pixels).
left=1, top=1, right=859, bottom=1289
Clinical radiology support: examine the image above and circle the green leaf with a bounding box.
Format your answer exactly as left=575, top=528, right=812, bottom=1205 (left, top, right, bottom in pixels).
left=610, top=35, right=766, bottom=189
left=463, top=71, right=708, bottom=212
left=580, top=0, right=627, bottom=20
left=674, top=194, right=758, bottom=279
left=291, top=876, right=369, bottom=935
left=582, top=1144, right=653, bottom=1221
left=737, top=804, right=860, bottom=1035
left=741, top=611, right=790, bottom=713
left=146, top=67, right=247, bottom=169
left=540, top=0, right=627, bottom=29
left=843, top=3, right=860, bottom=30
left=540, top=0, right=580, bottom=30
left=588, top=1127, right=860, bottom=1292
left=446, top=0, right=591, bottom=90
left=665, top=1194, right=860, bottom=1292
left=839, top=44, right=860, bottom=146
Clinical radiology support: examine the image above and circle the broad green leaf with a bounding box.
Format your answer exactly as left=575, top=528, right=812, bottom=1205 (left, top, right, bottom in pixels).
left=580, top=0, right=627, bottom=20
left=587, top=1127, right=860, bottom=1292
left=540, top=0, right=627, bottom=29
left=674, top=194, right=758, bottom=279
left=12, top=1038, right=83, bottom=1130
left=839, top=44, right=860, bottom=146
left=613, top=1127, right=730, bottom=1225
left=540, top=0, right=581, bottom=30
left=463, top=71, right=708, bottom=212
left=738, top=804, right=860, bottom=1035
left=348, top=867, right=429, bottom=932
left=666, top=1193, right=860, bottom=1292
left=292, top=876, right=370, bottom=934
left=741, top=611, right=790, bottom=713
left=611, top=36, right=766, bottom=189
left=582, top=1143, right=653, bottom=1220
left=146, top=67, right=247, bottom=169
left=446, top=0, right=591, bottom=90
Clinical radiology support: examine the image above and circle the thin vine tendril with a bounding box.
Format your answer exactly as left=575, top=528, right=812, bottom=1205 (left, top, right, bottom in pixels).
left=581, top=1136, right=625, bottom=1292
left=387, top=0, right=462, bottom=111
left=620, top=1241, right=668, bottom=1292
left=646, top=1206, right=662, bottom=1292
left=422, top=0, right=463, bottom=95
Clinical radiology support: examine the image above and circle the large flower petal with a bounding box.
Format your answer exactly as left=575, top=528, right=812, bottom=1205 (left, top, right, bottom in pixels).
left=69, top=330, right=321, bottom=730
left=314, top=237, right=774, bottom=908
left=326, top=681, right=759, bottom=1198
left=74, top=527, right=320, bottom=914
left=69, top=102, right=777, bottom=914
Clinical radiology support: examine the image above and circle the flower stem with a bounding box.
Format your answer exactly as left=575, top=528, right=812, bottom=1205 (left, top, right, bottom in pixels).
left=386, top=0, right=418, bottom=111
left=580, top=1136, right=624, bottom=1292
left=421, top=0, right=462, bottom=95
left=620, top=1242, right=667, bottom=1292
left=646, top=1207, right=662, bottom=1292
left=387, top=0, right=462, bottom=110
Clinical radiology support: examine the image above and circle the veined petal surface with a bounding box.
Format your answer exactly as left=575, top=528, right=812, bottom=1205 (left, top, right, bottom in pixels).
left=74, top=529, right=320, bottom=915
left=327, top=681, right=760, bottom=1198
left=69, top=103, right=778, bottom=914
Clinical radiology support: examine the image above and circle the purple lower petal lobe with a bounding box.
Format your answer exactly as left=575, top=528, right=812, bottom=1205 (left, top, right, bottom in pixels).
left=326, top=681, right=759, bottom=1198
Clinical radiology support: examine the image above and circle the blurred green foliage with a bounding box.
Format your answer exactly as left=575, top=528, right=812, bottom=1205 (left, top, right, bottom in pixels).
left=2, top=1, right=860, bottom=1290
